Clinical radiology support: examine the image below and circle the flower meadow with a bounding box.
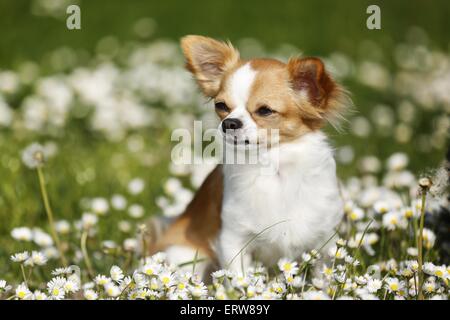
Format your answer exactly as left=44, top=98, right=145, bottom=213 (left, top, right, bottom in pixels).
left=0, top=14, right=449, bottom=300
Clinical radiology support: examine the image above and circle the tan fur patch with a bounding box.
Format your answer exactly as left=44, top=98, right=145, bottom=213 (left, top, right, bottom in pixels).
left=152, top=165, right=223, bottom=260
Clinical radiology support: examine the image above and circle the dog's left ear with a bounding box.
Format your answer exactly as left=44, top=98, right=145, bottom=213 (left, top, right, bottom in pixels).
left=287, top=57, right=347, bottom=128
left=181, top=35, right=240, bottom=97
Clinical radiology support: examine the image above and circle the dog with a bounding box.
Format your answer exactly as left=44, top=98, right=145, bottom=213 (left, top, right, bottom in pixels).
left=148, top=35, right=348, bottom=277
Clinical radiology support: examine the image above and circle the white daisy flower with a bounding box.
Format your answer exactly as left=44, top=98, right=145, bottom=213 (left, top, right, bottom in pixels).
left=133, top=272, right=149, bottom=288
left=11, top=227, right=33, bottom=241
left=142, top=262, right=162, bottom=276
left=123, top=238, right=138, bottom=251
left=110, top=265, right=124, bottom=282
left=24, top=251, right=48, bottom=266
left=63, top=279, right=79, bottom=293
left=348, top=207, right=365, bottom=221
left=386, top=152, right=408, bottom=171
left=232, top=272, right=250, bottom=288
left=81, top=212, right=98, bottom=229
left=84, top=289, right=98, bottom=300
left=302, top=290, right=330, bottom=300
left=33, top=290, right=48, bottom=300
left=48, top=285, right=65, bottom=300
left=11, top=251, right=30, bottom=263
left=15, top=283, right=32, bottom=300
left=21, top=143, right=46, bottom=168
left=406, top=247, right=418, bottom=257
left=91, top=197, right=109, bottom=215
left=118, top=221, right=132, bottom=233
left=52, top=267, right=73, bottom=276
left=128, top=204, right=144, bottom=218
left=111, top=194, right=127, bottom=210
left=423, top=281, right=436, bottom=294
left=433, top=266, right=448, bottom=280
left=211, top=270, right=226, bottom=279
left=149, top=277, right=162, bottom=291
left=32, top=229, right=53, bottom=247
left=421, top=228, right=436, bottom=249
left=373, top=200, right=390, bottom=214
left=159, top=272, right=175, bottom=288
left=0, top=280, right=12, bottom=292
left=94, top=275, right=111, bottom=286
left=366, top=278, right=382, bottom=293
left=423, top=262, right=436, bottom=275
left=128, top=178, right=145, bottom=195
left=105, top=283, right=121, bottom=297
left=277, top=258, right=299, bottom=275
left=150, top=252, right=167, bottom=263
left=55, top=220, right=71, bottom=234
left=190, top=283, right=208, bottom=298
left=328, top=246, right=348, bottom=260
left=382, top=211, right=407, bottom=230
left=385, top=277, right=403, bottom=293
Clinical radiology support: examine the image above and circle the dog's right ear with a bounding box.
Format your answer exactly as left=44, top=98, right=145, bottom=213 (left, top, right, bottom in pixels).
left=181, top=35, right=240, bottom=97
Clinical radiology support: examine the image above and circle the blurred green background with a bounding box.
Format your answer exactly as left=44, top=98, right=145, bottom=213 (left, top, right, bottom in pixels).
left=0, top=0, right=448, bottom=279
left=1, top=0, right=449, bottom=65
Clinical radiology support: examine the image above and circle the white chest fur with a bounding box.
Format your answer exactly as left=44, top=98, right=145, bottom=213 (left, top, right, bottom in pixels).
left=218, top=131, right=343, bottom=268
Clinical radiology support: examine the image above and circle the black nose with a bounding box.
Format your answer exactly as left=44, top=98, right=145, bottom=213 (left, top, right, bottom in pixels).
left=222, top=118, right=243, bottom=132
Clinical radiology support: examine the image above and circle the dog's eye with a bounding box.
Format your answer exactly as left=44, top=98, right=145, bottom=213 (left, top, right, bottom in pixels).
left=256, top=106, right=274, bottom=116
left=215, top=102, right=230, bottom=112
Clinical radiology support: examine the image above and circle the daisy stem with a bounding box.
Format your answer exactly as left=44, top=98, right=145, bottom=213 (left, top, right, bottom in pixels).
left=192, top=249, right=199, bottom=274
left=36, top=167, right=67, bottom=267
left=413, top=272, right=418, bottom=299
left=141, top=232, right=147, bottom=262
left=27, top=266, right=33, bottom=285
left=300, top=267, right=308, bottom=295
left=81, top=230, right=94, bottom=279
left=227, top=220, right=288, bottom=268
left=124, top=251, right=133, bottom=271
left=20, top=264, right=28, bottom=286
left=416, top=191, right=427, bottom=300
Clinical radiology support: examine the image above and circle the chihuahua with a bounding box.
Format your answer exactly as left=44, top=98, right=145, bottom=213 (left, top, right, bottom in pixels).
left=148, top=35, right=348, bottom=277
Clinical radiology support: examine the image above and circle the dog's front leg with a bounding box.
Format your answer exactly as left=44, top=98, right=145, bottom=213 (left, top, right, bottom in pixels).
left=217, top=229, right=252, bottom=273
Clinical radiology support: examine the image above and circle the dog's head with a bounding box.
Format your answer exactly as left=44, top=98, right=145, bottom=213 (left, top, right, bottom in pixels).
left=181, top=35, right=347, bottom=146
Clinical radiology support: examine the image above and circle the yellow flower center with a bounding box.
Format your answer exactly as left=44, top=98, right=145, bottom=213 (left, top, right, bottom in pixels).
left=52, top=288, right=60, bottom=296
left=18, top=291, right=26, bottom=299
left=390, top=283, right=398, bottom=291
left=162, top=277, right=170, bottom=285
left=435, top=270, right=443, bottom=277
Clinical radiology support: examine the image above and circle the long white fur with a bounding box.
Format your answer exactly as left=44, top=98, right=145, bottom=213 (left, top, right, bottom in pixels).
left=217, top=64, right=343, bottom=271
left=166, top=63, right=343, bottom=276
